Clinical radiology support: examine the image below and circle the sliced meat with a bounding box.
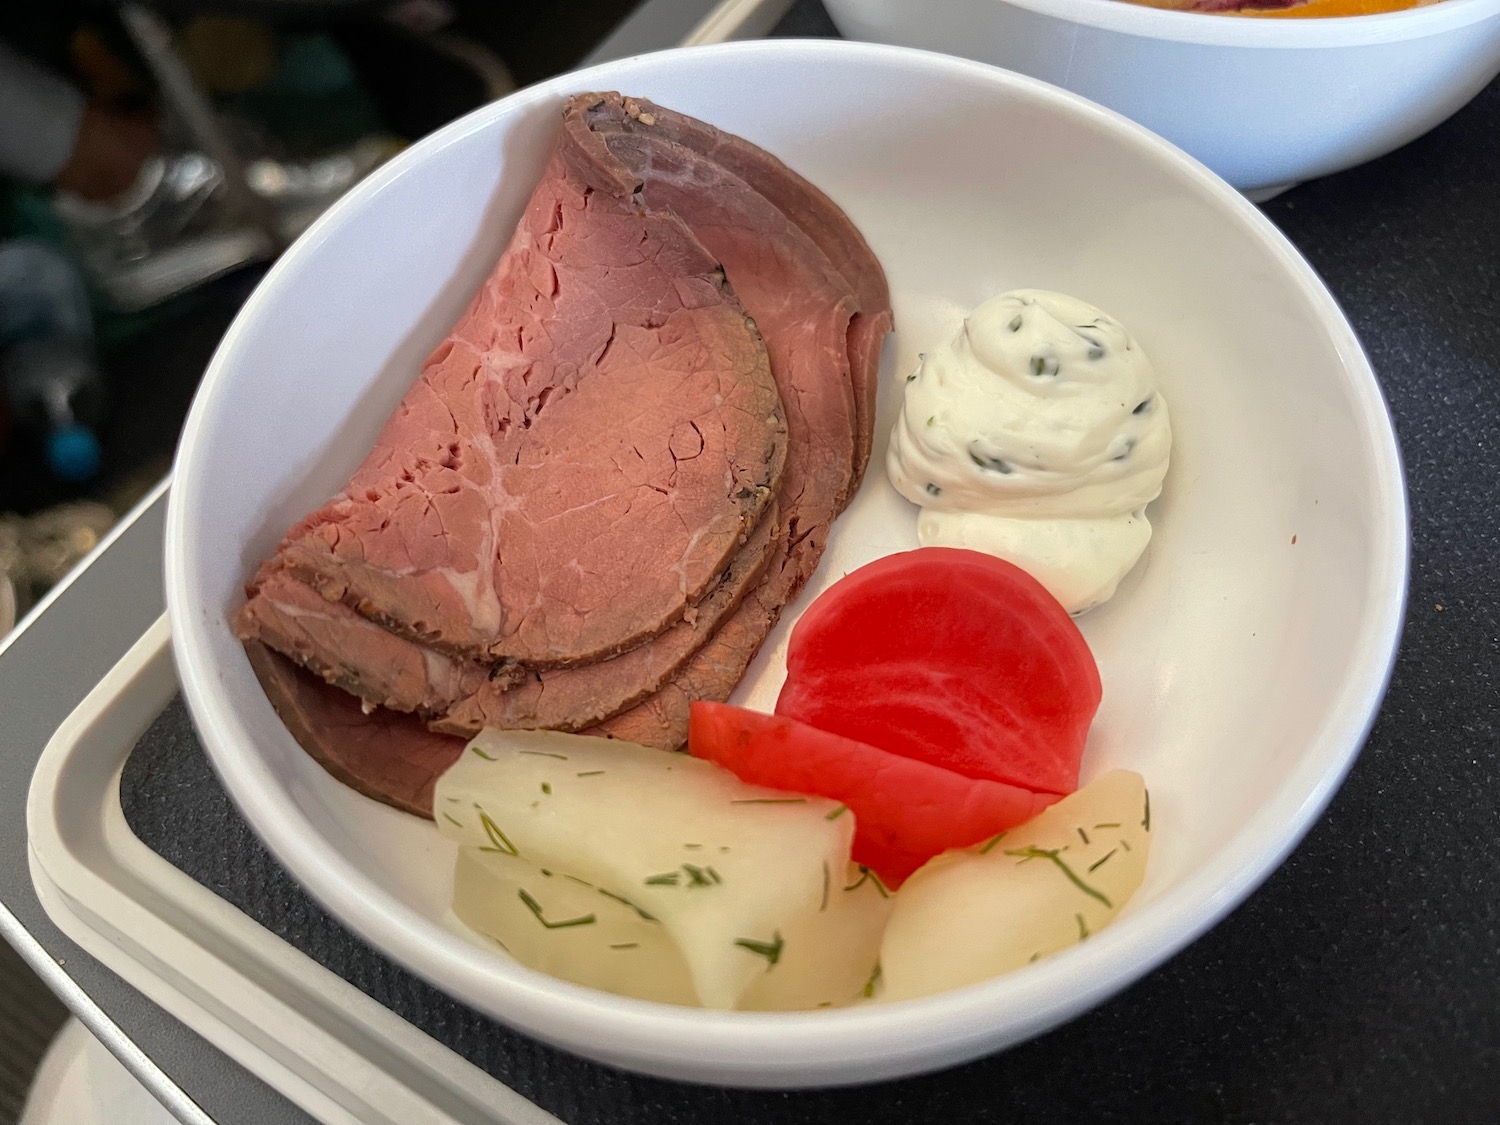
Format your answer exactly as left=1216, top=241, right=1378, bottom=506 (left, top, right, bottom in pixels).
left=238, top=563, right=501, bottom=716
left=263, top=139, right=786, bottom=666
left=565, top=96, right=861, bottom=531
left=566, top=92, right=890, bottom=751
left=582, top=93, right=893, bottom=485
left=240, top=500, right=780, bottom=731
left=244, top=641, right=466, bottom=817
left=434, top=502, right=780, bottom=735
left=240, top=95, right=893, bottom=808
left=587, top=582, right=782, bottom=749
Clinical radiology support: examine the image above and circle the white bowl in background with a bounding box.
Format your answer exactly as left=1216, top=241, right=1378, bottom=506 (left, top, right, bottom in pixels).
left=824, top=0, right=1500, bottom=197
left=166, top=40, right=1407, bottom=1086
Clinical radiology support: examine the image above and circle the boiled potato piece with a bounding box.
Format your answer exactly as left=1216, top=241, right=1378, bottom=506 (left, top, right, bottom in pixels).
left=741, top=866, right=890, bottom=1011
left=452, top=847, right=696, bottom=1005
left=435, top=729, right=890, bottom=1009
left=880, top=770, right=1151, bottom=1002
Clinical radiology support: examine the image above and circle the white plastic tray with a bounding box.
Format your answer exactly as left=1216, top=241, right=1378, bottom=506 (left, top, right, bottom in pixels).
left=27, top=615, right=562, bottom=1125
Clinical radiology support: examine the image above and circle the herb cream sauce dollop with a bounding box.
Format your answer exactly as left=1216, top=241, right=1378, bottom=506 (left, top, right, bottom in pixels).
left=887, top=289, right=1172, bottom=613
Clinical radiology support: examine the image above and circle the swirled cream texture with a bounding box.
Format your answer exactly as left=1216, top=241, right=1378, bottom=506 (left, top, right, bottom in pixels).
left=887, top=290, right=1171, bottom=613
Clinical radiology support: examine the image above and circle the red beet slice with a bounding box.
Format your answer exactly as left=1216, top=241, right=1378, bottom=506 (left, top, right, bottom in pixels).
left=689, top=702, right=1057, bottom=887
left=776, top=548, right=1101, bottom=796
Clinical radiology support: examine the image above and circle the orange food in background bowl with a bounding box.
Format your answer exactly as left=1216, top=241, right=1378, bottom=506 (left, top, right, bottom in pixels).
left=1129, top=0, right=1438, bottom=14
left=1240, top=0, right=1443, bottom=16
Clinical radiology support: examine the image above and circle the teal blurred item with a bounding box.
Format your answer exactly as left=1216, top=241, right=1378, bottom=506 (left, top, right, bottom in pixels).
left=230, top=34, right=383, bottom=156
left=46, top=421, right=101, bottom=482
left=0, top=239, right=106, bottom=482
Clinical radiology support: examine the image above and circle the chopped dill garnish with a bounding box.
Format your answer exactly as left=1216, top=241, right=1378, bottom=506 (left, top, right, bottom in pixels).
left=541, top=782, right=552, bottom=795
left=493, top=937, right=510, bottom=954
left=734, top=932, right=784, bottom=967
left=1076, top=913, right=1090, bottom=941
left=844, top=865, right=890, bottom=898
left=598, top=888, right=658, bottom=922
left=820, top=862, right=830, bottom=912
left=441, top=813, right=464, bottom=828
left=684, top=843, right=703, bottom=849
left=576, top=770, right=605, bottom=778
left=470, top=746, right=496, bottom=761
left=729, top=798, right=807, bottom=805
left=825, top=804, right=849, bottom=821
left=719, top=846, right=731, bottom=853
left=979, top=832, right=1007, bottom=854
left=1119, top=839, right=1133, bottom=853
left=1077, top=827, right=1090, bottom=845
left=1088, top=849, right=1117, bottom=873
left=445, top=796, right=460, bottom=803
left=818, top=1001, right=834, bottom=1008
left=564, top=874, right=594, bottom=889
left=1093, top=822, right=1121, bottom=829
left=1142, top=789, right=1151, bottom=832
left=477, top=809, right=518, bottom=856
left=517, top=889, right=595, bottom=929
left=644, top=864, right=720, bottom=889
left=610, top=942, right=639, bottom=950
left=519, top=749, right=569, bottom=760
left=862, top=963, right=882, bottom=999
left=1004, top=846, right=1112, bottom=908
left=1029, top=952, right=1040, bottom=964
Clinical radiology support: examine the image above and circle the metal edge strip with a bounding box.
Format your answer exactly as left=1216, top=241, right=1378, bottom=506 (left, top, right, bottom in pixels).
left=0, top=899, right=215, bottom=1125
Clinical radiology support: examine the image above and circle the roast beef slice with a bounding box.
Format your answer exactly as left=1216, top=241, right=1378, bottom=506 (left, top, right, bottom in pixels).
left=240, top=497, right=780, bottom=730
left=265, top=140, right=786, bottom=666
left=241, top=95, right=892, bottom=812
left=244, top=641, right=466, bottom=818
left=238, top=563, right=499, bottom=715
left=434, top=501, right=780, bottom=735
left=580, top=93, right=893, bottom=486
left=566, top=93, right=893, bottom=750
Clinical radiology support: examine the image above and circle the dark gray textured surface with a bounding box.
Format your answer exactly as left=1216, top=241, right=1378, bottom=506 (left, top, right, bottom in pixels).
left=119, top=3, right=1500, bottom=1123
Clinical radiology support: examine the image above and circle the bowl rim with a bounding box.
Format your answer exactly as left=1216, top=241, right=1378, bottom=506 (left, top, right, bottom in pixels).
left=945, top=0, right=1500, bottom=45
left=165, top=37, right=1410, bottom=1081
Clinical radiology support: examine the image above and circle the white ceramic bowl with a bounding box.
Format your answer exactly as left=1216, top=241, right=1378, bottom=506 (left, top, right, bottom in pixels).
left=824, top=0, right=1500, bottom=197
left=166, top=40, right=1407, bottom=1086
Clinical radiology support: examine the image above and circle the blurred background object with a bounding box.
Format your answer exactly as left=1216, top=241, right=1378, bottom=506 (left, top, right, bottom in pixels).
left=0, top=3, right=641, bottom=1118
left=0, top=240, right=105, bottom=485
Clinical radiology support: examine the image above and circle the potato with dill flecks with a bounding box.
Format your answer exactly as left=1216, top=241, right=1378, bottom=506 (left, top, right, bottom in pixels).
left=435, top=729, right=890, bottom=1010
left=878, top=770, right=1151, bottom=1001
left=452, top=847, right=698, bottom=1006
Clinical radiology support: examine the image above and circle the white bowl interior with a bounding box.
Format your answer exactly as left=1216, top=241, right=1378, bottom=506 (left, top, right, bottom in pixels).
left=167, top=41, right=1406, bottom=1086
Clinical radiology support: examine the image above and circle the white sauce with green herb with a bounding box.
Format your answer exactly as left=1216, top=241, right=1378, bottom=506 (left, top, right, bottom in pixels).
left=887, top=289, right=1172, bottom=613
